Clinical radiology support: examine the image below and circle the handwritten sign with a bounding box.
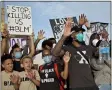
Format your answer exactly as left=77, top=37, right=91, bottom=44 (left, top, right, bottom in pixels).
left=9, top=38, right=26, bottom=52
left=7, top=5, right=32, bottom=35
left=90, top=22, right=108, bottom=33
left=49, top=17, right=78, bottom=42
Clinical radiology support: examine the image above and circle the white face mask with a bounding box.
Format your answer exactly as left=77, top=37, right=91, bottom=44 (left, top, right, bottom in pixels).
left=92, top=39, right=99, bottom=47
left=53, top=44, right=56, bottom=48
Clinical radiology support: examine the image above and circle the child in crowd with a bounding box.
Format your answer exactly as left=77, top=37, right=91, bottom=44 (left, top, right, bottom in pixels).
left=1, top=54, right=19, bottom=90
left=39, top=48, right=71, bottom=90
left=9, top=33, right=35, bottom=72
left=19, top=55, right=40, bottom=90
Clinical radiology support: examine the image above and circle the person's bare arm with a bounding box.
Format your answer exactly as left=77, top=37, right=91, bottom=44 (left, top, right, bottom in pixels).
left=10, top=74, right=20, bottom=90
left=5, top=30, right=11, bottom=54
left=34, top=50, right=43, bottom=55
left=61, top=52, right=71, bottom=80
left=52, top=36, right=67, bottom=56
left=1, top=30, right=9, bottom=56
left=26, top=70, right=40, bottom=86
left=31, top=78, right=40, bottom=86
left=90, top=58, right=104, bottom=71
left=5, top=38, right=10, bottom=54
left=52, top=18, right=73, bottom=57
left=1, top=38, right=7, bottom=56
left=28, top=33, right=35, bottom=57
left=34, top=30, right=45, bottom=50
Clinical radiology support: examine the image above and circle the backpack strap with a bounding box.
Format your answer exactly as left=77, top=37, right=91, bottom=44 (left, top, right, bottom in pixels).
left=68, top=44, right=90, bottom=63
left=39, top=65, right=44, bottom=71
left=54, top=63, right=64, bottom=90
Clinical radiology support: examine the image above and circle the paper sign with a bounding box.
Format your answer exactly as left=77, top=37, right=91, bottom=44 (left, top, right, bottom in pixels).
left=49, top=17, right=78, bottom=42
left=7, top=5, right=32, bottom=35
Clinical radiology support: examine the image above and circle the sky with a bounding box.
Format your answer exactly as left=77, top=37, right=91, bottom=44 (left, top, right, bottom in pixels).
left=2, top=1, right=111, bottom=48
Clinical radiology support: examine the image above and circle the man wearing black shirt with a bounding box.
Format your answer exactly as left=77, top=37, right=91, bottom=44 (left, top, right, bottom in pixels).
left=52, top=17, right=99, bottom=90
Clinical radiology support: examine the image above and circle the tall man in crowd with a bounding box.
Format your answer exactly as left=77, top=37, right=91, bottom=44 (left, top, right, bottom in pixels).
left=52, top=15, right=99, bottom=90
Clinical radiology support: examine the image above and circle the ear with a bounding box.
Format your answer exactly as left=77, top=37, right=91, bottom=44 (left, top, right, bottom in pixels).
left=20, top=64, right=23, bottom=68
left=2, top=64, right=4, bottom=68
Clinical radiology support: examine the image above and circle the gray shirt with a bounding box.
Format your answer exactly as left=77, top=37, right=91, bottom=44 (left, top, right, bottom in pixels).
left=90, top=58, right=111, bottom=85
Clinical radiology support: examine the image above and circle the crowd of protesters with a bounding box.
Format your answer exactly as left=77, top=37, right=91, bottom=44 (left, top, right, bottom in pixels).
left=1, top=14, right=111, bottom=90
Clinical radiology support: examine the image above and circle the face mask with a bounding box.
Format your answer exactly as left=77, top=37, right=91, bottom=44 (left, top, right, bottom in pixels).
left=14, top=52, right=22, bottom=59
left=92, top=39, right=102, bottom=47
left=92, top=39, right=99, bottom=47
left=76, top=33, right=84, bottom=42
left=53, top=44, right=56, bottom=48
left=43, top=55, right=52, bottom=64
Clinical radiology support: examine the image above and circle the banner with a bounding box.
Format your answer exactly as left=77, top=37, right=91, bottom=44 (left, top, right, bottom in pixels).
left=7, top=5, right=32, bottom=35
left=49, top=17, right=78, bottom=42
left=90, top=22, right=108, bottom=33
left=9, top=38, right=26, bottom=52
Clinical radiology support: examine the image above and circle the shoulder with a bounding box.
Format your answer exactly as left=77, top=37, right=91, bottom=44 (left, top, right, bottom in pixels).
left=1, top=70, right=5, bottom=75
left=19, top=71, right=25, bottom=75
left=62, top=44, right=74, bottom=52
left=32, top=69, right=39, bottom=73
left=54, top=63, right=63, bottom=69
left=13, top=70, right=19, bottom=75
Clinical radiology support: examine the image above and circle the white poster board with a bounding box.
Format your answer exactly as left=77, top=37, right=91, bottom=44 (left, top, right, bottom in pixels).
left=7, top=5, right=32, bottom=35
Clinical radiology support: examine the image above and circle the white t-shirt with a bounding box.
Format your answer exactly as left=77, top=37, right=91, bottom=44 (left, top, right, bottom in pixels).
left=1, top=70, right=19, bottom=90
left=19, top=69, right=40, bottom=90
left=33, top=53, right=45, bottom=67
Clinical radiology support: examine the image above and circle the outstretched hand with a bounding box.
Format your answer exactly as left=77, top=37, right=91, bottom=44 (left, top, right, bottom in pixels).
left=79, top=14, right=85, bottom=25
left=63, top=17, right=73, bottom=37
left=10, top=74, right=19, bottom=84
left=37, top=30, right=45, bottom=40
left=26, top=71, right=36, bottom=80
left=1, top=30, right=10, bottom=38
left=63, top=51, right=71, bottom=64
left=79, top=14, right=90, bottom=28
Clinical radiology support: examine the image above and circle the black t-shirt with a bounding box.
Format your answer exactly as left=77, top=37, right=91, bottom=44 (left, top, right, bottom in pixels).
left=63, top=44, right=96, bottom=88
left=39, top=62, right=63, bottom=90
left=13, top=61, right=24, bottom=72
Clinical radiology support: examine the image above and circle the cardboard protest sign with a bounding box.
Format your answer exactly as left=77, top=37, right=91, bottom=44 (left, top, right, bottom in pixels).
left=6, top=5, right=32, bottom=35
left=90, top=22, right=108, bottom=33
left=9, top=38, right=27, bottom=52
left=49, top=17, right=78, bottom=42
